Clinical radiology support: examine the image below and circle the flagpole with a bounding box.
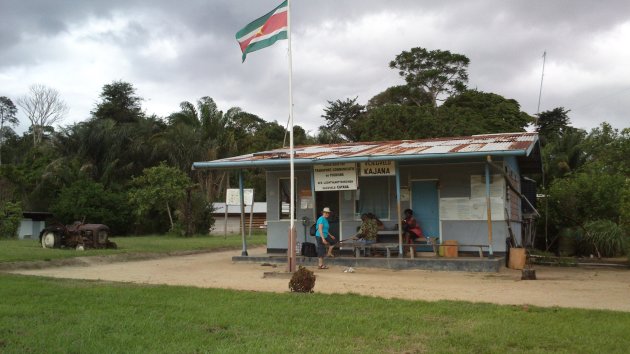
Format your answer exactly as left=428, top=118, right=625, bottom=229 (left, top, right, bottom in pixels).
left=287, top=0, right=296, bottom=273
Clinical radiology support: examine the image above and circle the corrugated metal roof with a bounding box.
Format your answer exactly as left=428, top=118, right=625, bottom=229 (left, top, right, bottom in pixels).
left=193, top=132, right=539, bottom=169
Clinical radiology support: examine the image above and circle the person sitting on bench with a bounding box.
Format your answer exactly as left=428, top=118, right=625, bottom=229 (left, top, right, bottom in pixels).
left=402, top=209, right=425, bottom=245
left=366, top=212, right=385, bottom=230
left=352, top=213, right=378, bottom=244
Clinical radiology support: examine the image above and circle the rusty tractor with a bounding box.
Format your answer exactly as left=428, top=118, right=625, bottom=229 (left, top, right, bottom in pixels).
left=39, top=221, right=117, bottom=250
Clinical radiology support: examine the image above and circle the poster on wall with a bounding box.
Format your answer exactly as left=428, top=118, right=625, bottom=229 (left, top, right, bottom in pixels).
left=470, top=175, right=504, bottom=198
left=313, top=163, right=357, bottom=191
left=359, top=161, right=395, bottom=176
left=299, top=189, right=313, bottom=209
left=439, top=197, right=504, bottom=221
left=226, top=188, right=254, bottom=206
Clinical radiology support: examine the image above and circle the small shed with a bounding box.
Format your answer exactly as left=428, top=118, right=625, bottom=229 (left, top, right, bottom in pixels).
left=18, top=212, right=53, bottom=240
left=193, top=132, right=541, bottom=255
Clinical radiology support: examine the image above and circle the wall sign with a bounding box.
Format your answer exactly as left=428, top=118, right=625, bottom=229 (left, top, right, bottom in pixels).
left=313, top=163, right=357, bottom=191
left=359, top=161, right=395, bottom=176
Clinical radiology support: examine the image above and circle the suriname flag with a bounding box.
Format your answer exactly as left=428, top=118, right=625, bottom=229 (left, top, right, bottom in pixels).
left=236, top=0, right=288, bottom=62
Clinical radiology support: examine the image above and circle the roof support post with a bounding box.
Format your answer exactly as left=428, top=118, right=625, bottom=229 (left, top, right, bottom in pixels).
left=239, top=169, right=248, bottom=256
left=310, top=168, right=316, bottom=231
left=485, top=156, right=494, bottom=258
left=395, top=161, right=403, bottom=257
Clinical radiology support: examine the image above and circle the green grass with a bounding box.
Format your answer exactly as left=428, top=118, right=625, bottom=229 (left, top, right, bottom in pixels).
left=0, top=233, right=267, bottom=263
left=0, top=274, right=629, bottom=353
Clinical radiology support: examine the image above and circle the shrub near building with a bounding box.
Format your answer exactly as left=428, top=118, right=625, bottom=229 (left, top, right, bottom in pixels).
left=0, top=201, right=22, bottom=238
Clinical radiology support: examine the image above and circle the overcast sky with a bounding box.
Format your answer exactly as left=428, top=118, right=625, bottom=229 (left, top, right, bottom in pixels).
left=2, top=0, right=629, bottom=136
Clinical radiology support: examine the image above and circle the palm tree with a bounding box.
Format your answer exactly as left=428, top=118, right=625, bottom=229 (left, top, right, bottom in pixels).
left=157, top=97, right=239, bottom=203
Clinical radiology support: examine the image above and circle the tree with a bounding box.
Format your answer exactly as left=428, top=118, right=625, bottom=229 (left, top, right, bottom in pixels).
left=128, top=162, right=192, bottom=231
left=354, top=104, right=438, bottom=141
left=92, top=81, right=143, bottom=123
left=367, top=85, right=433, bottom=109
left=438, top=90, right=533, bottom=134
left=547, top=170, right=627, bottom=256
left=541, top=128, right=587, bottom=180
left=50, top=179, right=132, bottom=234
left=535, top=107, right=572, bottom=144
left=389, top=47, right=470, bottom=107
left=581, top=123, right=630, bottom=176
left=320, top=97, right=365, bottom=142
left=16, top=84, right=68, bottom=146
left=0, top=96, right=19, bottom=165
left=161, top=97, right=238, bottom=203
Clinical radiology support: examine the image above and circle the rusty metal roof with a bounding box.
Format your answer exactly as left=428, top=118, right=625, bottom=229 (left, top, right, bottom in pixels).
left=193, top=132, right=540, bottom=170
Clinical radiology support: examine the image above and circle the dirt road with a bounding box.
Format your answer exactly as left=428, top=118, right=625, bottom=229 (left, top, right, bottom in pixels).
left=9, top=247, right=630, bottom=312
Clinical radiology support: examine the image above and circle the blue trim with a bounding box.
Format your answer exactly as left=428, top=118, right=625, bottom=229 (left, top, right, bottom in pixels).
left=192, top=150, right=529, bottom=170
left=484, top=162, right=494, bottom=257
left=395, top=162, right=402, bottom=256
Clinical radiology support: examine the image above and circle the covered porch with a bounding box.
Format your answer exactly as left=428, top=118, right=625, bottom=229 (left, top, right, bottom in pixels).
left=232, top=250, right=504, bottom=272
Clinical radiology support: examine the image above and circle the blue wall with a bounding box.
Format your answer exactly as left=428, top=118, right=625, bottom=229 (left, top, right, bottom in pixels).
left=265, top=157, right=520, bottom=253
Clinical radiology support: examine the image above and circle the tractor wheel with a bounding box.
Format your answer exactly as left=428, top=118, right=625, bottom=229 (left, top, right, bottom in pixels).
left=41, top=232, right=60, bottom=249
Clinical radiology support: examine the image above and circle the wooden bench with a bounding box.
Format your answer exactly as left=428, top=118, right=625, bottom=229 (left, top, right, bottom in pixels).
left=441, top=243, right=490, bottom=258
left=354, top=241, right=490, bottom=259
left=343, top=239, right=437, bottom=259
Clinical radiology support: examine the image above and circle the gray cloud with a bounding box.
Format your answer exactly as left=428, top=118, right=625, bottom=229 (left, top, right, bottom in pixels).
left=1, top=0, right=628, bottom=134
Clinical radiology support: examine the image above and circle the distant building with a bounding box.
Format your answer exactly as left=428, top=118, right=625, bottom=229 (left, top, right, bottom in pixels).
left=211, top=202, right=267, bottom=234
left=18, top=212, right=53, bottom=240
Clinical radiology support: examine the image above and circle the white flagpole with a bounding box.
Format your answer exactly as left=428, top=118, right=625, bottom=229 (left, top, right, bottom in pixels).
left=287, top=0, right=296, bottom=273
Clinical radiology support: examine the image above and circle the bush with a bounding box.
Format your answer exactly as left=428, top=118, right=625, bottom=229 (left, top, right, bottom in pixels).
left=289, top=266, right=316, bottom=293
left=581, top=220, right=627, bottom=258
left=0, top=201, right=22, bottom=238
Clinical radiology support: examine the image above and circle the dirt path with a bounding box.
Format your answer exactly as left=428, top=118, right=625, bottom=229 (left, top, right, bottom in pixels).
left=8, top=247, right=630, bottom=312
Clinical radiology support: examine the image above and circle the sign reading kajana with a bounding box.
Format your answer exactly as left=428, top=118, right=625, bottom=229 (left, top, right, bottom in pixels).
left=313, top=163, right=357, bottom=191
left=360, top=161, right=395, bottom=176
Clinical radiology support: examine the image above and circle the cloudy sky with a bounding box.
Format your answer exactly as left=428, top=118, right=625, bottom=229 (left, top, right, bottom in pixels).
left=2, top=0, right=629, bottom=135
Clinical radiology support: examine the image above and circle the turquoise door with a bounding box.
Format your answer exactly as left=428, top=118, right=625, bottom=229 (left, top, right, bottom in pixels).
left=411, top=181, right=440, bottom=238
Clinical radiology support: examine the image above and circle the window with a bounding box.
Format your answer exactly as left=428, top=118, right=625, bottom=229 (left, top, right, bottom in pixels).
left=358, top=176, right=390, bottom=219
left=279, top=178, right=297, bottom=219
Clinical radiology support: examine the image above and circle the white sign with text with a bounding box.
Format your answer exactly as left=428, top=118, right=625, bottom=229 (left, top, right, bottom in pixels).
left=313, top=163, right=357, bottom=191
left=225, top=188, right=254, bottom=206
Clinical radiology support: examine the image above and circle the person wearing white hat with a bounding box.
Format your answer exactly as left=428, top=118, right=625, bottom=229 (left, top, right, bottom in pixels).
left=315, top=207, right=337, bottom=269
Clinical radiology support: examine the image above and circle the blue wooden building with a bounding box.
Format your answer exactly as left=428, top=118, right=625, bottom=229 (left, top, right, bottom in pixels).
left=193, top=132, right=541, bottom=256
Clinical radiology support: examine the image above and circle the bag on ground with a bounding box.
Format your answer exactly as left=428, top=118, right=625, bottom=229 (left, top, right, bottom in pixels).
left=301, top=241, right=317, bottom=257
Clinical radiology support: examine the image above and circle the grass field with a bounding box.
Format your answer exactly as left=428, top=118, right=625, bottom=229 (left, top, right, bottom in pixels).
left=1, top=274, right=629, bottom=353
left=0, top=233, right=267, bottom=263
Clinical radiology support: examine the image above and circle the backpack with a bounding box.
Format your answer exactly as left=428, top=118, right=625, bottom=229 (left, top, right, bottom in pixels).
left=309, top=223, right=317, bottom=236
left=301, top=242, right=317, bottom=257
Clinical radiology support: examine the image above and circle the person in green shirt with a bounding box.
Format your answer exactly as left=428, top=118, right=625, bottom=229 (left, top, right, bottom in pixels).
left=353, top=213, right=379, bottom=243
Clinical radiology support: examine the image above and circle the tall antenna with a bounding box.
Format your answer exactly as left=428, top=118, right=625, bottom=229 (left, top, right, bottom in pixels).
left=536, top=51, right=549, bottom=250
left=536, top=51, right=546, bottom=115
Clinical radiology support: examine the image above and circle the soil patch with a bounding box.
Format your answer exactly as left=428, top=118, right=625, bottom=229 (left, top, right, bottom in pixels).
left=7, top=247, right=630, bottom=312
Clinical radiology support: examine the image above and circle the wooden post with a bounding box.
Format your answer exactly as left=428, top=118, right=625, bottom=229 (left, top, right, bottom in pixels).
left=223, top=206, right=228, bottom=239
left=248, top=200, right=255, bottom=239
left=239, top=170, right=248, bottom=256
left=395, top=161, right=403, bottom=257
